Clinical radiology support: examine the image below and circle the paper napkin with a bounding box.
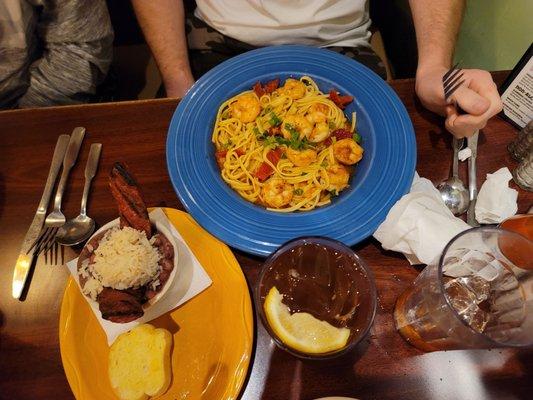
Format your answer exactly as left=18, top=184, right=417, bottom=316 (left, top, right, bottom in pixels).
left=475, top=167, right=518, bottom=224
left=373, top=173, right=470, bottom=265
left=66, top=208, right=212, bottom=345
left=458, top=147, right=472, bottom=161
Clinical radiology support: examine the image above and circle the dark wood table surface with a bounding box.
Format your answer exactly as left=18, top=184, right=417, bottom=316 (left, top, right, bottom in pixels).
left=1, top=72, right=532, bottom=400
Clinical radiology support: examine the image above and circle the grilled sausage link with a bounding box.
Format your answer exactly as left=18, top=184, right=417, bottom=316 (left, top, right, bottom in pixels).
left=109, top=162, right=152, bottom=238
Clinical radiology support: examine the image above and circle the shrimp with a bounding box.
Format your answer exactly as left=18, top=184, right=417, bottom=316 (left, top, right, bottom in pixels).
left=262, top=178, right=294, bottom=208
left=229, top=92, right=261, bottom=123
left=279, top=78, right=306, bottom=100
left=281, top=115, right=312, bottom=139
left=306, top=103, right=328, bottom=124
left=326, top=164, right=350, bottom=192
left=308, top=122, right=330, bottom=143
left=286, top=147, right=318, bottom=167
left=333, top=138, right=363, bottom=165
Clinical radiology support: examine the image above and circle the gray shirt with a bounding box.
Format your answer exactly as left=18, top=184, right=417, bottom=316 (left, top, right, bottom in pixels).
left=0, top=0, right=113, bottom=108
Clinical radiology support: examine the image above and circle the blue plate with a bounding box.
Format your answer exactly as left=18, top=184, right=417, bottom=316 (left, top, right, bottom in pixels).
left=167, top=45, right=416, bottom=257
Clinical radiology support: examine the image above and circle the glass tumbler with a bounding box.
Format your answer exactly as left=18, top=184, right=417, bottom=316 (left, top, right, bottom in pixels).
left=394, top=227, right=533, bottom=351
left=255, top=237, right=377, bottom=359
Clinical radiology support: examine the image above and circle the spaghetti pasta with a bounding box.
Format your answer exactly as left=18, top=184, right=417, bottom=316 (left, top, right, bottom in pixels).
left=212, top=76, right=363, bottom=212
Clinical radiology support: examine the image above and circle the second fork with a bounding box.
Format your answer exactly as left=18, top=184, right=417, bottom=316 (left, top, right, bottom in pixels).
left=36, top=127, right=86, bottom=263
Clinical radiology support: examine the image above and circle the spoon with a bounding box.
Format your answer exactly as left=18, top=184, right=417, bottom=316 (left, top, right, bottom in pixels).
left=56, top=143, right=102, bottom=246
left=437, top=137, right=470, bottom=216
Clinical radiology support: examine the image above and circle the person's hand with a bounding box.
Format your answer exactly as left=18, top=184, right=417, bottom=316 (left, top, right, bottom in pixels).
left=415, top=66, right=503, bottom=138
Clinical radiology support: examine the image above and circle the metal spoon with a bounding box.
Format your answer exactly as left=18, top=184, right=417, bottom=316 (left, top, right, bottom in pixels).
left=437, top=137, right=470, bottom=216
left=56, top=143, right=102, bottom=246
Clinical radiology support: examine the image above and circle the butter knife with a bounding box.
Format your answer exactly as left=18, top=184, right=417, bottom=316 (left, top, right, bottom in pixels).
left=466, top=130, right=480, bottom=227
left=12, top=134, right=70, bottom=299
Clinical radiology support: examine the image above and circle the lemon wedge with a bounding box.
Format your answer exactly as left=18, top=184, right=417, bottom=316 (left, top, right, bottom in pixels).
left=263, top=286, right=350, bottom=354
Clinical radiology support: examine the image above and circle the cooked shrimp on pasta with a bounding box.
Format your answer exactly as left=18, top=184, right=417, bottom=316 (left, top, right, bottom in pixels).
left=212, top=76, right=363, bottom=212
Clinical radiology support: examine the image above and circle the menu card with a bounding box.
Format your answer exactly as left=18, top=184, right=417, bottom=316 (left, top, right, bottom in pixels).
left=500, top=43, right=533, bottom=129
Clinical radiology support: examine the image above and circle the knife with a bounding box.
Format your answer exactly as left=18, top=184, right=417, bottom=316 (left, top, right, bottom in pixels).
left=12, top=134, right=70, bottom=299
left=466, top=130, right=480, bottom=227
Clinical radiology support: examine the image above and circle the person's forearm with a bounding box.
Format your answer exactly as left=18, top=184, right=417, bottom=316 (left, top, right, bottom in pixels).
left=131, top=0, right=193, bottom=96
left=409, top=0, right=465, bottom=73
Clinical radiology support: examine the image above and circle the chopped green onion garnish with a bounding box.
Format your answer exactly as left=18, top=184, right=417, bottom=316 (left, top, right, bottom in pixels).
left=293, top=188, right=303, bottom=195
left=269, top=112, right=282, bottom=126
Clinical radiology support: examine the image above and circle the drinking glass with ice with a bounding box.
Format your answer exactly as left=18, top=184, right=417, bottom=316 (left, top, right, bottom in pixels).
left=394, top=227, right=533, bottom=351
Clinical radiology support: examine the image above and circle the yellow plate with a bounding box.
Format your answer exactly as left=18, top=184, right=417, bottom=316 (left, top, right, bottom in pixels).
left=59, top=208, right=254, bottom=399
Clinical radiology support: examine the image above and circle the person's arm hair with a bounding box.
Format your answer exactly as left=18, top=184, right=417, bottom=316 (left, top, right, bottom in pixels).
left=409, top=0, right=464, bottom=75
left=18, top=0, right=113, bottom=108
left=131, top=0, right=194, bottom=98
left=409, top=0, right=502, bottom=138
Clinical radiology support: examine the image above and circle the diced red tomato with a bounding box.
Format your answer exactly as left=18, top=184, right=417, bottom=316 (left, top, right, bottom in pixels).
left=324, top=129, right=352, bottom=146
left=267, top=147, right=283, bottom=164
left=329, top=89, right=353, bottom=109
left=253, top=79, right=280, bottom=97
left=216, top=149, right=245, bottom=158
left=332, top=129, right=353, bottom=140
left=263, top=78, right=280, bottom=94
left=215, top=150, right=227, bottom=159
left=216, top=148, right=245, bottom=159
left=215, top=149, right=245, bottom=169
left=254, top=148, right=284, bottom=181
left=255, top=163, right=273, bottom=181
left=253, top=82, right=265, bottom=97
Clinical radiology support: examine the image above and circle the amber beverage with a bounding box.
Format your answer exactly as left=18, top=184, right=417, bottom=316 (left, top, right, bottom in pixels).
left=499, top=214, right=533, bottom=269
left=394, top=227, right=533, bottom=351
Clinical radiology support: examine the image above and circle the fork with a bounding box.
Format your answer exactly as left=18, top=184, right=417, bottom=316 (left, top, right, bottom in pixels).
left=35, top=127, right=85, bottom=263
left=442, top=62, right=465, bottom=101
left=442, top=63, right=480, bottom=226
left=442, top=62, right=466, bottom=170
left=442, top=64, right=467, bottom=175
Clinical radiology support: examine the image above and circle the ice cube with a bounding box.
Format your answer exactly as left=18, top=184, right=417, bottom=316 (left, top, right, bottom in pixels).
left=444, top=250, right=498, bottom=280
left=456, top=275, right=491, bottom=303
left=492, top=270, right=519, bottom=292
left=476, top=263, right=500, bottom=282
left=444, top=278, right=477, bottom=314
left=462, top=252, right=495, bottom=273
left=444, top=277, right=491, bottom=333
left=442, top=249, right=472, bottom=277
left=463, top=303, right=490, bottom=333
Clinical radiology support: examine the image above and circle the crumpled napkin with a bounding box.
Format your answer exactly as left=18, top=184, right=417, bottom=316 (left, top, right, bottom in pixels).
left=475, top=167, right=518, bottom=224
left=373, top=173, right=470, bottom=265
left=66, top=208, right=212, bottom=345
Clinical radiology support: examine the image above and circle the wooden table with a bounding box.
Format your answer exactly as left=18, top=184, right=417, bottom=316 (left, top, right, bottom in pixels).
left=1, top=72, right=532, bottom=400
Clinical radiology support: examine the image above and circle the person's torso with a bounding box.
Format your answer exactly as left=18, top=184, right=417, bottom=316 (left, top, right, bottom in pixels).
left=195, top=0, right=371, bottom=48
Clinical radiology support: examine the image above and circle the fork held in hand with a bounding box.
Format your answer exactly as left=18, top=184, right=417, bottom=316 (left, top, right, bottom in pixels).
left=36, top=127, right=86, bottom=263
left=443, top=62, right=465, bottom=101
left=442, top=64, right=480, bottom=226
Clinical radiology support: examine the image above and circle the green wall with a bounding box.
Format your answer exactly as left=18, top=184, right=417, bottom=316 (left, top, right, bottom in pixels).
left=454, top=0, right=533, bottom=71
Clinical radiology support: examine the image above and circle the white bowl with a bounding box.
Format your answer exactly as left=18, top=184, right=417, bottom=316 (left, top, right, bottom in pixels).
left=78, top=213, right=179, bottom=314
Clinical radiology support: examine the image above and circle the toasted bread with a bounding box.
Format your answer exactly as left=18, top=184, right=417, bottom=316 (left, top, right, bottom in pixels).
left=108, top=324, right=172, bottom=400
